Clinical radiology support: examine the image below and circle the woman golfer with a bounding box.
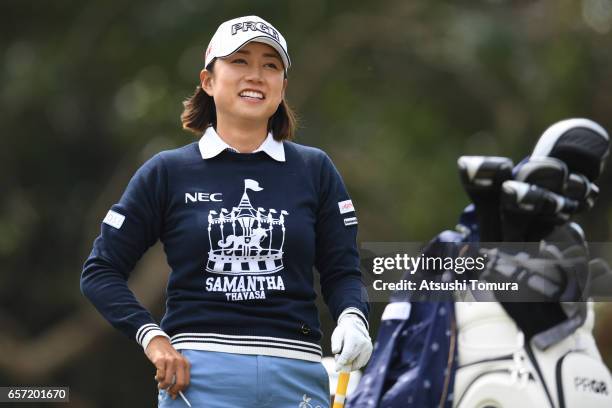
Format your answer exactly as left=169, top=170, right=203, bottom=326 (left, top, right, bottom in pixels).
left=81, top=15, right=372, bottom=407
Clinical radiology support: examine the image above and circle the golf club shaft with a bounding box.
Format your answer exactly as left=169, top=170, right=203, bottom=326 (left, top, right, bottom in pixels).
left=333, top=371, right=350, bottom=408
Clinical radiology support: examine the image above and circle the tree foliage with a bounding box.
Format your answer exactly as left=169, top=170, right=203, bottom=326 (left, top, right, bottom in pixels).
left=2, top=0, right=611, bottom=405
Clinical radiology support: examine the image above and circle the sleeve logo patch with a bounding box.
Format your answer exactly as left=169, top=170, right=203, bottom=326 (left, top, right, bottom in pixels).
left=338, top=199, right=355, bottom=214
left=103, top=210, right=125, bottom=229
left=344, top=216, right=358, bottom=226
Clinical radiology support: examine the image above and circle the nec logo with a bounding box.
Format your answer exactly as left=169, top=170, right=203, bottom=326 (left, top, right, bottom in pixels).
left=231, top=21, right=280, bottom=41
left=185, top=192, right=223, bottom=203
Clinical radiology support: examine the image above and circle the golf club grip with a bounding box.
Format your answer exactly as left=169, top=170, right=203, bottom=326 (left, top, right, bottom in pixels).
left=333, top=371, right=350, bottom=408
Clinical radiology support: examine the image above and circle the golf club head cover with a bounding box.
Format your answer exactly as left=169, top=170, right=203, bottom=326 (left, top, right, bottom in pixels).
left=457, top=156, right=514, bottom=242
left=565, top=173, right=600, bottom=212
left=500, top=180, right=578, bottom=241
left=504, top=117, right=609, bottom=239
left=531, top=118, right=609, bottom=182
left=514, top=156, right=568, bottom=194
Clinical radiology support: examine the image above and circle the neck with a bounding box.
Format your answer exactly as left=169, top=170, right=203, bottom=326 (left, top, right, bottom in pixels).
left=215, top=116, right=268, bottom=153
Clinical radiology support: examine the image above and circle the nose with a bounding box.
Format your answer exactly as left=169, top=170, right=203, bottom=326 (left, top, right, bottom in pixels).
left=244, top=64, right=264, bottom=83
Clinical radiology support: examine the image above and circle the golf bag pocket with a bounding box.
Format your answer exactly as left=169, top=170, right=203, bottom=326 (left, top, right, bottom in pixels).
left=556, top=350, right=612, bottom=408
left=454, top=361, right=550, bottom=408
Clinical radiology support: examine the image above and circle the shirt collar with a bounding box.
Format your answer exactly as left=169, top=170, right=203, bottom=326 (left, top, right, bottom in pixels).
left=198, top=126, right=285, bottom=162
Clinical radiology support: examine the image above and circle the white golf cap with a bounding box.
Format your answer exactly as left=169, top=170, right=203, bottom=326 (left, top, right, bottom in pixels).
left=204, top=15, right=291, bottom=70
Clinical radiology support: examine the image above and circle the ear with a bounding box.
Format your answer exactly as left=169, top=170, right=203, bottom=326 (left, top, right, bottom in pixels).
left=281, top=77, right=288, bottom=98
left=200, top=69, right=214, bottom=96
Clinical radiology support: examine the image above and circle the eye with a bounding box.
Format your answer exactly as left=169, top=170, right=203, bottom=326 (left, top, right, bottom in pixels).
left=265, top=62, right=280, bottom=70
left=231, top=58, right=247, bottom=64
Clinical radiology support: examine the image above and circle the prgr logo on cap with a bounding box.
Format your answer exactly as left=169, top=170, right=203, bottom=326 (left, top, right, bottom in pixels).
left=231, top=21, right=280, bottom=41
left=205, top=16, right=291, bottom=70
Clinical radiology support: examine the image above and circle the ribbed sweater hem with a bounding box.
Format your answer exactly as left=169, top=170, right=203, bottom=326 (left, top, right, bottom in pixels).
left=170, top=332, right=322, bottom=362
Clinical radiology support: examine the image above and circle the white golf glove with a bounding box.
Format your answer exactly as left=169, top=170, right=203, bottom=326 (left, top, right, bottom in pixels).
left=331, top=309, right=373, bottom=372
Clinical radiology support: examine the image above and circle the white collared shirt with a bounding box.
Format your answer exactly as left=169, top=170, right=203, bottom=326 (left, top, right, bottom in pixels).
left=198, top=126, right=285, bottom=162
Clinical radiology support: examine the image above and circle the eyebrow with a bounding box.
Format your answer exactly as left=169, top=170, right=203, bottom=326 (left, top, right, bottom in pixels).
left=235, top=49, right=282, bottom=63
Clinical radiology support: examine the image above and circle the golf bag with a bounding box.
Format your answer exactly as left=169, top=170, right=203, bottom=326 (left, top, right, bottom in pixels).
left=349, top=118, right=612, bottom=408
left=454, top=118, right=611, bottom=408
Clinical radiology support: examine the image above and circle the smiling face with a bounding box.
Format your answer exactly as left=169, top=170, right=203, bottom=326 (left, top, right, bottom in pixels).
left=200, top=41, right=287, bottom=129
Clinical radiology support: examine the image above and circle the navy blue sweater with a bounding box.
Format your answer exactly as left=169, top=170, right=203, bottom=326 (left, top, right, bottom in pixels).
left=81, top=137, right=369, bottom=362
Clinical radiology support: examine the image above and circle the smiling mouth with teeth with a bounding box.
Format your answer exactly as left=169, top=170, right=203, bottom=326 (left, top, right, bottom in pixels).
left=239, top=90, right=265, bottom=100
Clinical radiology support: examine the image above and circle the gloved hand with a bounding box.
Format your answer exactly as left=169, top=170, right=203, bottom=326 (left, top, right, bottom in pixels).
left=331, top=310, right=372, bottom=372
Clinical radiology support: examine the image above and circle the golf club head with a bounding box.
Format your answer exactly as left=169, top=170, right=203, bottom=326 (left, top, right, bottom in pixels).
left=514, top=157, right=568, bottom=194
left=531, top=118, right=610, bottom=182
left=458, top=156, right=514, bottom=242
left=565, top=173, right=600, bottom=211
left=501, top=180, right=578, bottom=221
left=458, top=156, right=514, bottom=192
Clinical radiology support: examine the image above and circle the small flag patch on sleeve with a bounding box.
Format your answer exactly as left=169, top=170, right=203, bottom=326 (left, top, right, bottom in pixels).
left=103, top=210, right=126, bottom=229
left=344, top=216, right=358, bottom=226
left=338, top=199, right=355, bottom=214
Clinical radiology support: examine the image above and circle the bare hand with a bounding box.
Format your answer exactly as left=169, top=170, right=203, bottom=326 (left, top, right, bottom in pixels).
left=145, top=336, right=191, bottom=400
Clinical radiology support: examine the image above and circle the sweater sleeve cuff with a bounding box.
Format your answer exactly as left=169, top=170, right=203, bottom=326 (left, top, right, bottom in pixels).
left=338, top=307, right=369, bottom=331
left=136, top=323, right=170, bottom=351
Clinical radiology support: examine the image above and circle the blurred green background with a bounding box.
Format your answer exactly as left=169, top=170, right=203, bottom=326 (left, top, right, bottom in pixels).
left=2, top=0, right=612, bottom=406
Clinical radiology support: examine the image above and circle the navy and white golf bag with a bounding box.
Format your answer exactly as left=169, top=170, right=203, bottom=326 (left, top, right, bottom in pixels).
left=350, top=118, right=612, bottom=408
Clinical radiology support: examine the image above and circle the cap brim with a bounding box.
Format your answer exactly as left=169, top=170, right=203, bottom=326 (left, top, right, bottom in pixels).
left=217, top=35, right=291, bottom=70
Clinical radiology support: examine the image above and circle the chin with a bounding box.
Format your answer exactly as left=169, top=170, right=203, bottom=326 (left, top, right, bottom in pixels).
left=237, top=108, right=276, bottom=123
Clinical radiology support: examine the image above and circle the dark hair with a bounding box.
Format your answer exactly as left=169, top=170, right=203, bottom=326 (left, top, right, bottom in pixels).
left=180, top=61, right=297, bottom=140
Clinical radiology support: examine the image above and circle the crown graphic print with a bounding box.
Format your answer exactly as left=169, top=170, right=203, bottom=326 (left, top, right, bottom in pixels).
left=206, top=179, right=289, bottom=275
